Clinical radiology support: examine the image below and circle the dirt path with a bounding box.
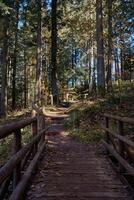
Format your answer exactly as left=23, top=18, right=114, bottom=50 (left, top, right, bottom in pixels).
left=26, top=109, right=132, bottom=200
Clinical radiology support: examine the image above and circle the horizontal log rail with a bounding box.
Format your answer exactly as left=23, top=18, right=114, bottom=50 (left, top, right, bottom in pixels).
left=100, top=113, right=134, bottom=181
left=10, top=142, right=47, bottom=200
left=0, top=117, right=36, bottom=139
left=103, top=140, right=134, bottom=177
left=101, top=124, right=134, bottom=149
left=103, top=113, right=134, bottom=125
left=0, top=127, right=48, bottom=184
left=0, top=108, right=48, bottom=200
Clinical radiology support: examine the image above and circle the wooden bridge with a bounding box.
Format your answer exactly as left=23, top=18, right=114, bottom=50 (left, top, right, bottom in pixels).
left=0, top=107, right=134, bottom=200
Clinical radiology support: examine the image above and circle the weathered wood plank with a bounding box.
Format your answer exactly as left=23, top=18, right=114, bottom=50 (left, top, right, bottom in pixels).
left=26, top=117, right=132, bottom=200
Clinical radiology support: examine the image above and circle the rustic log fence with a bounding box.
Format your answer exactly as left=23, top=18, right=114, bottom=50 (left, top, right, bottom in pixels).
left=0, top=108, right=48, bottom=200
left=101, top=113, right=134, bottom=179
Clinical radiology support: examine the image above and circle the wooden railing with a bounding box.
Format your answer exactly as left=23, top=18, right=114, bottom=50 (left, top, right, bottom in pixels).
left=0, top=109, right=48, bottom=200
left=101, top=113, right=134, bottom=179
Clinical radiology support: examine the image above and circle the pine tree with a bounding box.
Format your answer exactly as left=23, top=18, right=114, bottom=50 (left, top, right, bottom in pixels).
left=96, top=0, right=105, bottom=94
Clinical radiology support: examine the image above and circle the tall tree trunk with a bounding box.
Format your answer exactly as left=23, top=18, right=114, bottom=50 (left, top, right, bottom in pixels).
left=119, top=21, right=124, bottom=81
left=12, top=1, right=19, bottom=110
left=92, top=43, right=96, bottom=93
left=74, top=47, right=77, bottom=85
left=90, top=7, right=96, bottom=94
left=114, top=50, right=118, bottom=81
left=96, top=0, right=105, bottom=94
left=0, top=16, right=9, bottom=117
left=71, top=45, right=75, bottom=88
left=120, top=48, right=124, bottom=80
left=35, top=0, right=42, bottom=104
left=87, top=40, right=91, bottom=92
left=129, top=53, right=132, bottom=82
left=51, top=0, right=58, bottom=104
left=115, top=47, right=120, bottom=83
left=24, top=48, right=27, bottom=108
left=107, top=0, right=112, bottom=90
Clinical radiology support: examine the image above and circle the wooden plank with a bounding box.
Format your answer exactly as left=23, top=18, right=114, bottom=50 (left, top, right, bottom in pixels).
left=9, top=142, right=46, bottom=200
left=103, top=140, right=134, bottom=177
left=0, top=117, right=36, bottom=139
left=28, top=192, right=129, bottom=198
left=34, top=197, right=129, bottom=200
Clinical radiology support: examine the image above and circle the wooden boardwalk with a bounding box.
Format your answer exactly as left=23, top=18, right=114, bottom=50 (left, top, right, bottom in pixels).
left=25, top=114, right=132, bottom=200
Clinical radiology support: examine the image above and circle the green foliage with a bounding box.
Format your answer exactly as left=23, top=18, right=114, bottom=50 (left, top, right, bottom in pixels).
left=0, top=127, right=31, bottom=165
left=64, top=101, right=104, bottom=143
left=64, top=81, right=134, bottom=144
left=0, top=137, right=12, bottom=165
left=69, top=128, right=104, bottom=144
left=0, top=1, right=12, bottom=15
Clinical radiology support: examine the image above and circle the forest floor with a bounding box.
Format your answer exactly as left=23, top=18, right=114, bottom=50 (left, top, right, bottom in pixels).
left=25, top=109, right=132, bottom=200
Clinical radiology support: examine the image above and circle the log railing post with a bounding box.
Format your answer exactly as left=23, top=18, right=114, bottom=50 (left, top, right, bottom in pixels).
left=105, top=117, right=110, bottom=154
left=39, top=115, right=45, bottom=143
left=32, top=120, right=37, bottom=154
left=13, top=129, right=22, bottom=189
left=42, top=115, right=45, bottom=140
left=118, top=121, right=124, bottom=157
left=118, top=120, right=125, bottom=173
left=106, top=117, right=110, bottom=144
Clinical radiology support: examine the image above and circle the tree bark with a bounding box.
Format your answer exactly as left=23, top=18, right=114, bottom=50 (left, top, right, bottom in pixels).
left=0, top=16, right=9, bottom=117
left=12, top=0, right=19, bottom=110
left=107, top=0, right=112, bottom=90
left=71, top=45, right=75, bottom=87
left=96, top=0, right=105, bottom=94
left=92, top=43, right=97, bottom=93
left=35, top=0, right=42, bottom=104
left=51, top=0, right=58, bottom=104
left=24, top=48, right=27, bottom=108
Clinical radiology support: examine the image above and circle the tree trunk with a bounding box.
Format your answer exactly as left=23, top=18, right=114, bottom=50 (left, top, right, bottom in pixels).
left=114, top=46, right=120, bottom=83
left=24, top=48, right=27, bottom=108
left=120, top=48, right=124, bottom=80
left=51, top=0, right=58, bottom=104
left=96, top=0, right=105, bottom=94
left=12, top=1, right=19, bottom=110
left=71, top=45, right=75, bottom=88
left=0, top=16, right=9, bottom=117
left=87, top=40, right=91, bottom=92
left=35, top=0, right=42, bottom=105
left=92, top=43, right=96, bottom=93
left=107, top=0, right=112, bottom=90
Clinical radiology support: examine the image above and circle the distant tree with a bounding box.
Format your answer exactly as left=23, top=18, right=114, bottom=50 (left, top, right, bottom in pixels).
left=107, top=0, right=112, bottom=90
left=51, top=0, right=59, bottom=104
left=0, top=1, right=12, bottom=117
left=12, top=0, right=20, bottom=110
left=96, top=0, right=105, bottom=94
left=35, top=0, right=42, bottom=104
left=0, top=16, right=9, bottom=117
